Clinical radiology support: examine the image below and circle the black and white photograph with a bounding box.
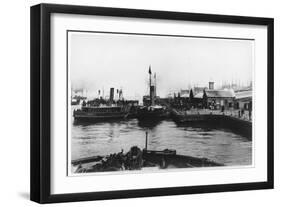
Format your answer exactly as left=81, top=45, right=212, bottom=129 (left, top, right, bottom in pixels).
left=29, top=3, right=274, bottom=204
left=69, top=31, right=253, bottom=175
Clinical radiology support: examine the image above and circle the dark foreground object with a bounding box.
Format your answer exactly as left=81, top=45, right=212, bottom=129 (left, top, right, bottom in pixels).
left=72, top=146, right=223, bottom=173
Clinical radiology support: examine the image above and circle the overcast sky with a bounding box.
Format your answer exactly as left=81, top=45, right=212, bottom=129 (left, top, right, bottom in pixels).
left=69, top=32, right=253, bottom=101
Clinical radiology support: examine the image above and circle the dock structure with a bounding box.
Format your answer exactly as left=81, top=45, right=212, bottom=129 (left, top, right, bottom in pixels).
left=171, top=109, right=252, bottom=139
left=172, top=109, right=252, bottom=121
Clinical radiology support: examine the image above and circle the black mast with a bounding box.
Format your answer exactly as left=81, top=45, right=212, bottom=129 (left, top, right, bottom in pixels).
left=149, top=65, right=152, bottom=105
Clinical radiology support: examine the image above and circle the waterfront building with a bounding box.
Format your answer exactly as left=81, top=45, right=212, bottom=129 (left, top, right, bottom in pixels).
left=193, top=86, right=208, bottom=95
left=180, top=89, right=190, bottom=98
left=194, top=82, right=235, bottom=109
left=203, top=89, right=235, bottom=109
left=234, top=90, right=252, bottom=110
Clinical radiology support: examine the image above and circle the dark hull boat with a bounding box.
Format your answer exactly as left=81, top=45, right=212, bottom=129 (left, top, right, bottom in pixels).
left=136, top=65, right=169, bottom=121
left=73, top=106, right=130, bottom=122
left=73, top=86, right=140, bottom=122
left=136, top=105, right=169, bottom=121
left=142, top=149, right=222, bottom=168
left=71, top=146, right=223, bottom=173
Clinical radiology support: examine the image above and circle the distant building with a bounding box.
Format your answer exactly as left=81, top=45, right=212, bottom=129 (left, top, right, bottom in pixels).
left=234, top=90, right=252, bottom=110
left=167, top=81, right=253, bottom=110
left=180, top=89, right=190, bottom=98
left=193, top=91, right=205, bottom=108
left=193, top=86, right=208, bottom=95
left=203, top=89, right=235, bottom=109
left=209, top=81, right=214, bottom=90
left=193, top=82, right=235, bottom=109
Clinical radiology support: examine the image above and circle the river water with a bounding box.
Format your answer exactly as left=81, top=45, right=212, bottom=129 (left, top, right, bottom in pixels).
left=71, top=117, right=252, bottom=166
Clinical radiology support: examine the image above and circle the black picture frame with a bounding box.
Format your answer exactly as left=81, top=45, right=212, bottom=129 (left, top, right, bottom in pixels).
left=30, top=3, right=274, bottom=204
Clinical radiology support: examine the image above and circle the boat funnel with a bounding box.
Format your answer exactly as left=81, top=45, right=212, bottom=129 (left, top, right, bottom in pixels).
left=109, top=87, right=114, bottom=103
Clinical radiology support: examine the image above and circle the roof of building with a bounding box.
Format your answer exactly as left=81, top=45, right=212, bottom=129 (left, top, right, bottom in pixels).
left=194, top=92, right=203, bottom=99
left=193, top=87, right=208, bottom=94
left=206, top=89, right=235, bottom=98
left=194, top=89, right=235, bottom=98
left=180, top=90, right=190, bottom=98
left=235, top=90, right=252, bottom=100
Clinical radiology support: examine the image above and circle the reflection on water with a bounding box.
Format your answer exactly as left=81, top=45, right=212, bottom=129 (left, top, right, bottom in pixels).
left=71, top=116, right=252, bottom=166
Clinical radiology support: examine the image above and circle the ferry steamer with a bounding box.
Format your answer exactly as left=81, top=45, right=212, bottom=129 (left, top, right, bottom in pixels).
left=73, top=105, right=130, bottom=121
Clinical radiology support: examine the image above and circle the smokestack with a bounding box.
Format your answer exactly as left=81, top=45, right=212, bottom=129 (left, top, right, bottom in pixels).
left=209, top=81, right=214, bottom=90
left=150, top=86, right=155, bottom=105
left=109, top=88, right=114, bottom=103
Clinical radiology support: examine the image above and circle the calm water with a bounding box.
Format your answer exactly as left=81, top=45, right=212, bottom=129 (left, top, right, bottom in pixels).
left=71, top=116, right=252, bottom=166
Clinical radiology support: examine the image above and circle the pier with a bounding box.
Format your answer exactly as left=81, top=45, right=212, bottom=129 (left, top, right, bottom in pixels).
left=171, top=109, right=252, bottom=139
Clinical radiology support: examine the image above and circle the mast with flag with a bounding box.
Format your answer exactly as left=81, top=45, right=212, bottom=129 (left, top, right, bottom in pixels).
left=149, top=65, right=152, bottom=105
left=149, top=65, right=152, bottom=86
